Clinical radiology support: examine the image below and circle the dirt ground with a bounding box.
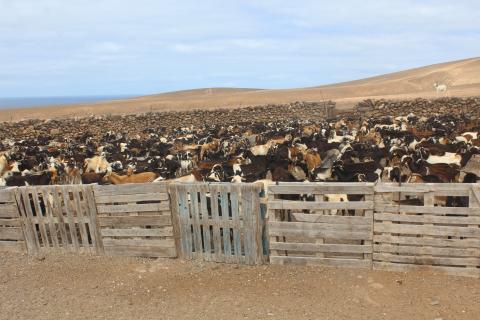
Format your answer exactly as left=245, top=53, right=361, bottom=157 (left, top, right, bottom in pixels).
left=0, top=253, right=479, bottom=320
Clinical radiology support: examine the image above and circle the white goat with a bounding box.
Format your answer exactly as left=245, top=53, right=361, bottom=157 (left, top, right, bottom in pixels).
left=434, top=82, right=448, bottom=96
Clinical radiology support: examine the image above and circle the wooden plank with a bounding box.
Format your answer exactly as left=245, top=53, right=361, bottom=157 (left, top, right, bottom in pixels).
left=0, top=240, right=25, bottom=252
left=373, top=253, right=480, bottom=267
left=16, top=188, right=38, bottom=253
left=51, top=187, right=69, bottom=251
left=167, top=184, right=181, bottom=259
left=102, top=238, right=174, bottom=247
left=180, top=185, right=194, bottom=259
left=220, top=190, right=232, bottom=262
left=21, top=188, right=41, bottom=251
left=99, top=215, right=171, bottom=227
left=0, top=190, right=14, bottom=202
left=269, top=221, right=372, bottom=232
left=373, top=262, right=480, bottom=278
left=0, top=227, right=24, bottom=240
left=72, top=188, right=90, bottom=251
left=268, top=200, right=374, bottom=210
left=175, top=185, right=191, bottom=259
left=104, top=245, right=176, bottom=257
left=0, top=218, right=20, bottom=227
left=93, top=183, right=167, bottom=196
left=270, top=256, right=371, bottom=268
left=374, top=213, right=480, bottom=225
left=242, top=184, right=254, bottom=264
left=96, top=203, right=170, bottom=214
left=373, top=234, right=480, bottom=248
left=374, top=223, right=480, bottom=237
left=40, top=187, right=61, bottom=249
left=374, top=244, right=479, bottom=257
left=199, top=184, right=211, bottom=262
left=269, top=183, right=374, bottom=195
left=30, top=189, right=49, bottom=248
left=267, top=193, right=278, bottom=258
left=252, top=185, right=264, bottom=264
left=210, top=185, right=222, bottom=261
left=363, top=193, right=374, bottom=263
left=62, top=186, right=79, bottom=251
left=95, top=193, right=169, bottom=204
left=0, top=204, right=20, bottom=218
left=229, top=185, right=241, bottom=263
left=84, top=185, right=104, bottom=254
left=190, top=189, right=203, bottom=259
left=290, top=212, right=371, bottom=225
left=375, top=204, right=474, bottom=215
left=375, top=183, right=474, bottom=193
left=28, top=216, right=99, bottom=224
left=314, top=194, right=325, bottom=259
left=270, top=242, right=372, bottom=253
left=268, top=227, right=371, bottom=240
left=101, top=227, right=173, bottom=237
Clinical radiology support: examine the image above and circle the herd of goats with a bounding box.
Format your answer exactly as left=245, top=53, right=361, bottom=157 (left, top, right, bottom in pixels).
left=1, top=112, right=480, bottom=188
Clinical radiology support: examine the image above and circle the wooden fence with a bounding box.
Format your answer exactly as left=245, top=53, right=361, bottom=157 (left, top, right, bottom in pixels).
left=0, top=188, right=24, bottom=253
left=373, top=183, right=480, bottom=278
left=267, top=183, right=374, bottom=268
left=169, top=183, right=265, bottom=265
left=15, top=185, right=102, bottom=254
left=1, top=182, right=479, bottom=277
left=93, top=184, right=175, bottom=258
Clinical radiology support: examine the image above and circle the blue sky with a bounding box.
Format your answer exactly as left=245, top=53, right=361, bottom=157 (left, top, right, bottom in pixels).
left=1, top=0, right=479, bottom=97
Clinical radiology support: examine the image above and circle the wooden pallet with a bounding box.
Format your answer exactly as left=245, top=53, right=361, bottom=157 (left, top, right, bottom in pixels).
left=0, top=188, right=25, bottom=253
left=267, top=182, right=374, bottom=268
left=373, top=183, right=480, bottom=278
left=93, top=183, right=176, bottom=258
left=170, top=183, right=264, bottom=265
left=15, top=185, right=102, bottom=254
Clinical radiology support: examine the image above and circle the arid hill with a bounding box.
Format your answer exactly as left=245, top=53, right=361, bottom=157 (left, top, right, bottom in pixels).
left=1, top=57, right=479, bottom=121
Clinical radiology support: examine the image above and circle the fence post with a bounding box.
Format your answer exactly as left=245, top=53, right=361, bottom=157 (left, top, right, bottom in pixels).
left=168, top=183, right=182, bottom=259
left=364, top=193, right=374, bottom=269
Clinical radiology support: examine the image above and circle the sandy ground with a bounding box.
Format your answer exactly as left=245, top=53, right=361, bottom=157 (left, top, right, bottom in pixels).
left=0, top=57, right=479, bottom=121
left=1, top=252, right=479, bottom=320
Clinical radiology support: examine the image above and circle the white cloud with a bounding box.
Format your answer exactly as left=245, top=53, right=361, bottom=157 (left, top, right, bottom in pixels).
left=0, top=0, right=478, bottom=96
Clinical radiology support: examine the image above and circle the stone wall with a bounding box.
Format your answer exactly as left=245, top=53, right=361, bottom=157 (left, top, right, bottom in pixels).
left=1, top=101, right=335, bottom=140
left=351, top=97, right=480, bottom=118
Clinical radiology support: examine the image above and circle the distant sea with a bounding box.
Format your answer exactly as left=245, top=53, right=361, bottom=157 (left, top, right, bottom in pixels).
left=0, top=95, right=134, bottom=109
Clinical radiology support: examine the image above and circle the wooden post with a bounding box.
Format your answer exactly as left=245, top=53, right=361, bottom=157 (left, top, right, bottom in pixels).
left=168, top=183, right=182, bottom=259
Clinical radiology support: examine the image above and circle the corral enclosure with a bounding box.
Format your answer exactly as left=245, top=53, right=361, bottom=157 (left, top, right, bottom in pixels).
left=2, top=182, right=480, bottom=277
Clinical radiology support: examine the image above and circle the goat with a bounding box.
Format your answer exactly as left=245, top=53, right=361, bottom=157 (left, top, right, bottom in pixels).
left=426, top=152, right=462, bottom=166
left=434, top=82, right=448, bottom=96
left=84, top=155, right=109, bottom=173
left=102, top=171, right=158, bottom=184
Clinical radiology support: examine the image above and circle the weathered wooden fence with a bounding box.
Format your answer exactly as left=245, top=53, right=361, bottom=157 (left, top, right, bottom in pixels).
left=373, top=183, right=480, bottom=278
left=169, top=183, right=265, bottom=265
left=267, top=183, right=374, bottom=268
left=1, top=182, right=480, bottom=277
left=93, top=183, right=175, bottom=258
left=15, top=185, right=102, bottom=254
left=0, top=188, right=24, bottom=252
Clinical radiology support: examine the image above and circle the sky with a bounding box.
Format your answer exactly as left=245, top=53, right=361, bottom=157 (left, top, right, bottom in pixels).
left=0, top=0, right=479, bottom=98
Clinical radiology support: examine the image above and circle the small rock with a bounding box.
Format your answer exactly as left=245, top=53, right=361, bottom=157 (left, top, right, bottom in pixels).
left=430, top=299, right=440, bottom=306
left=35, top=255, right=46, bottom=262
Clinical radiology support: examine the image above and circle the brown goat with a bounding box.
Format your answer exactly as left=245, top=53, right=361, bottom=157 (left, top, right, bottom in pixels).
left=102, top=171, right=158, bottom=184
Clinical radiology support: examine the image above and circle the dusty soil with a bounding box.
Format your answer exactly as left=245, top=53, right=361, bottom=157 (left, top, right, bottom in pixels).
left=1, top=253, right=479, bottom=320
left=0, top=57, right=479, bottom=121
